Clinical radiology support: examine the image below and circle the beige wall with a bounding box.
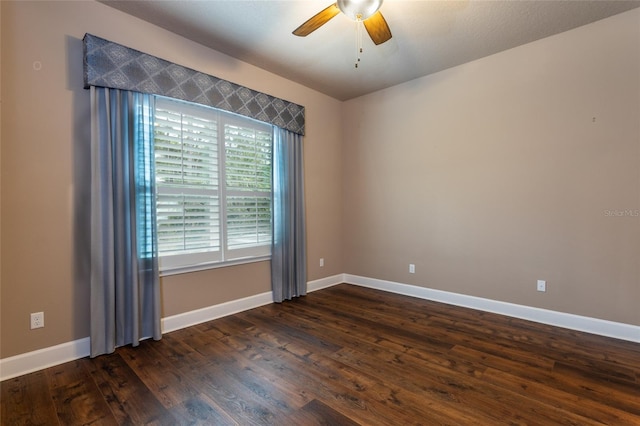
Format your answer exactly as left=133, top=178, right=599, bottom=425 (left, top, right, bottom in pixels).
left=0, top=0, right=343, bottom=358
left=342, top=8, right=640, bottom=325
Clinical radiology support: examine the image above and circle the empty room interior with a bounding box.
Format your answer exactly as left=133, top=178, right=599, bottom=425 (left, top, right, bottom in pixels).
left=1, top=0, right=639, bottom=424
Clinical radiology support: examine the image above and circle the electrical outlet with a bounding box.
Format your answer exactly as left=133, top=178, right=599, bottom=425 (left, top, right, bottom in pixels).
left=30, top=312, right=44, bottom=329
left=320, top=258, right=324, bottom=267
left=409, top=264, right=415, bottom=274
left=537, top=280, right=546, bottom=292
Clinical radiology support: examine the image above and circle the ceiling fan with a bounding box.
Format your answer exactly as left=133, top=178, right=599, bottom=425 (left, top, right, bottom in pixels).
left=293, top=0, right=392, bottom=45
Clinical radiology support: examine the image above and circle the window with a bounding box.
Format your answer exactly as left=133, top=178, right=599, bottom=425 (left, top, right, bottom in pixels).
left=154, top=97, right=273, bottom=271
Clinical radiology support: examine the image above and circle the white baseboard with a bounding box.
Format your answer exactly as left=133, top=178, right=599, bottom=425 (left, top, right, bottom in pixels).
left=4, top=273, right=637, bottom=382
left=161, top=291, right=274, bottom=334
left=344, top=274, right=640, bottom=344
left=307, top=273, right=345, bottom=292
left=0, top=337, right=90, bottom=382
left=162, top=273, right=344, bottom=333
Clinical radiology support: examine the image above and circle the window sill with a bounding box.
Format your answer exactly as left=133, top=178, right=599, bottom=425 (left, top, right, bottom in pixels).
left=159, top=255, right=271, bottom=277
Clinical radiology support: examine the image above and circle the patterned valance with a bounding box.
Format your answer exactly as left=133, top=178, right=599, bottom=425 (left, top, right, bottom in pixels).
left=83, top=34, right=305, bottom=135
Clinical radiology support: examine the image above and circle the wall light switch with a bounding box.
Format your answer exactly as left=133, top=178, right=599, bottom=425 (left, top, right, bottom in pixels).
left=409, top=264, right=415, bottom=274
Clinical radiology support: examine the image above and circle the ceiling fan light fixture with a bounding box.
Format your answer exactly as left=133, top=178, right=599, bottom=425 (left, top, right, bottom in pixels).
left=337, top=0, right=383, bottom=21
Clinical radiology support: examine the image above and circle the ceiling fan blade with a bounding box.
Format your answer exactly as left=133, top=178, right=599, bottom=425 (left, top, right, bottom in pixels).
left=363, top=11, right=392, bottom=45
left=293, top=3, right=341, bottom=37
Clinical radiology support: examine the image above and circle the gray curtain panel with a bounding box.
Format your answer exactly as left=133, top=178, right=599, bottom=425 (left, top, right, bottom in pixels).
left=90, top=86, right=161, bottom=357
left=271, top=128, right=307, bottom=303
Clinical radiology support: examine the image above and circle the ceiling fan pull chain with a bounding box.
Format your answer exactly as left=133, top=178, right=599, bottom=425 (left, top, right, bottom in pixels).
left=355, top=19, right=363, bottom=68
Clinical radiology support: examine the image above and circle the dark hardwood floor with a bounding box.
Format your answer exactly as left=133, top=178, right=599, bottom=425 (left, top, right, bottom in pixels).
left=2, top=284, right=640, bottom=425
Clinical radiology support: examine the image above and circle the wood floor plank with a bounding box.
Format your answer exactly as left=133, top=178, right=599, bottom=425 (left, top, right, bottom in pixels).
left=481, top=366, right=640, bottom=424
left=330, top=343, right=601, bottom=426
left=286, top=399, right=360, bottom=426
left=3, top=284, right=639, bottom=425
left=215, top=324, right=367, bottom=405
left=333, top=285, right=639, bottom=381
left=1, top=370, right=60, bottom=425
left=176, top=328, right=310, bottom=423
left=118, top=341, right=200, bottom=409
left=241, top=307, right=344, bottom=354
left=552, top=361, right=640, bottom=415
left=179, top=359, right=290, bottom=425
left=218, top=323, right=435, bottom=425
left=150, top=330, right=209, bottom=372
left=170, top=393, right=239, bottom=425
left=194, top=314, right=256, bottom=339
left=312, top=287, right=554, bottom=359
left=274, top=298, right=487, bottom=379
left=47, top=360, right=117, bottom=425
left=214, top=338, right=315, bottom=410
left=276, top=294, right=457, bottom=358
left=451, top=343, right=640, bottom=416
left=86, top=352, right=177, bottom=425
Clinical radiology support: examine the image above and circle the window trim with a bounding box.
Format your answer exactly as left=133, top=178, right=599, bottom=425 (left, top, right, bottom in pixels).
left=159, top=255, right=271, bottom=277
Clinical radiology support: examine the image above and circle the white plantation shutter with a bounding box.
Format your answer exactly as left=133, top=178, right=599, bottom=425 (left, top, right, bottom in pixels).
left=224, top=120, right=272, bottom=256
left=154, top=97, right=272, bottom=270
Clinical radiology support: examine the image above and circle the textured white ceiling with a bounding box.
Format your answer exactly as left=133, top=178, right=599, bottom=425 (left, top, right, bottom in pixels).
left=101, top=0, right=640, bottom=101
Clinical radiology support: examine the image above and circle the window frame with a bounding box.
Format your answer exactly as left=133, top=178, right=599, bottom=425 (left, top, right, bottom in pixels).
left=154, top=97, right=273, bottom=275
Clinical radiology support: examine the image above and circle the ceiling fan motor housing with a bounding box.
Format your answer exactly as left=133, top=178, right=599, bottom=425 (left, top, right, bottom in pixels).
left=337, top=0, right=383, bottom=21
